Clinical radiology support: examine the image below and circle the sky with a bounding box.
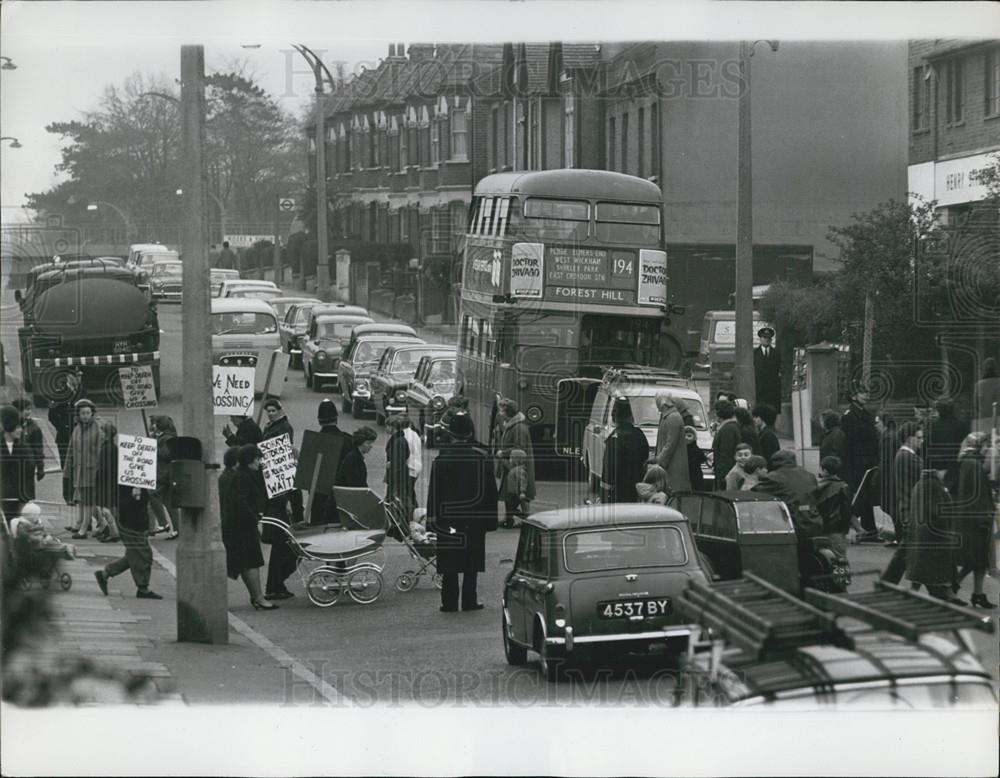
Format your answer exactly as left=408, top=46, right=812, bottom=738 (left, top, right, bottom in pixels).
left=1, top=0, right=997, bottom=221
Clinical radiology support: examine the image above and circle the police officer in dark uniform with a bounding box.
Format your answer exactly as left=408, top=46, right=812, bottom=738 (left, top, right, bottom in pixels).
left=753, top=326, right=781, bottom=412
left=426, top=411, right=498, bottom=612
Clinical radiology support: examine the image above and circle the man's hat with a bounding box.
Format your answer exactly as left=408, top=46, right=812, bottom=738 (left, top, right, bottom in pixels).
left=317, top=398, right=338, bottom=424
left=443, top=411, right=474, bottom=441
left=757, top=326, right=775, bottom=339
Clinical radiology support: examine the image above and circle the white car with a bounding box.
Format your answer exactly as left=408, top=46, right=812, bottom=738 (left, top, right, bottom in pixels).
left=210, top=297, right=286, bottom=397
left=217, top=279, right=280, bottom=299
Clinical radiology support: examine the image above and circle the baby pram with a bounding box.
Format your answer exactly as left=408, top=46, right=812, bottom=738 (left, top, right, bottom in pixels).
left=383, top=497, right=441, bottom=592
left=260, top=486, right=398, bottom=608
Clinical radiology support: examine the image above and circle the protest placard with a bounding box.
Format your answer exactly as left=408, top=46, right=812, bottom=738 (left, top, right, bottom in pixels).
left=117, top=433, right=158, bottom=490
left=118, top=365, right=158, bottom=409
left=259, top=433, right=296, bottom=499
left=212, top=366, right=255, bottom=416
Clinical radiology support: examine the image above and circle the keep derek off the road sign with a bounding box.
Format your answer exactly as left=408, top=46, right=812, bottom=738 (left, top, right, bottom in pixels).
left=117, top=434, right=158, bottom=490
left=259, top=433, right=296, bottom=498
left=118, top=365, right=158, bottom=409
left=212, top=366, right=255, bottom=416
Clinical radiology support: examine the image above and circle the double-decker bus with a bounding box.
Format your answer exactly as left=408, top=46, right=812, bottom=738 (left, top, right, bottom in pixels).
left=456, top=169, right=683, bottom=470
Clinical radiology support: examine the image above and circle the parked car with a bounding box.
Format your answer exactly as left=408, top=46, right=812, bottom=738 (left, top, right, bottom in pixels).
left=147, top=259, right=184, bottom=302
left=669, top=490, right=851, bottom=594
left=501, top=503, right=710, bottom=681
left=574, top=367, right=714, bottom=493
left=338, top=324, right=421, bottom=418
left=217, top=278, right=279, bottom=299
left=278, top=301, right=323, bottom=368
left=127, top=243, right=170, bottom=269
left=370, top=343, right=454, bottom=426
left=405, top=353, right=457, bottom=447
left=267, top=296, right=319, bottom=325
left=210, top=268, right=240, bottom=297
left=301, top=312, right=374, bottom=392
left=210, top=297, right=283, bottom=398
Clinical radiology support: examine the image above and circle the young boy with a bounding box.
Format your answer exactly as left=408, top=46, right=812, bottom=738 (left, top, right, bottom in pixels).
left=724, top=443, right=754, bottom=490
left=502, top=449, right=530, bottom=528
left=814, top=455, right=864, bottom=556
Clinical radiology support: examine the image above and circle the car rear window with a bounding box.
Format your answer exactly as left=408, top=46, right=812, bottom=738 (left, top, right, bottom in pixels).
left=736, top=502, right=794, bottom=533
left=563, top=526, right=687, bottom=572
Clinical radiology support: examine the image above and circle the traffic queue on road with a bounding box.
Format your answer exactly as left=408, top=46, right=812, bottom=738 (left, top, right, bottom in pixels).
left=4, top=244, right=996, bottom=708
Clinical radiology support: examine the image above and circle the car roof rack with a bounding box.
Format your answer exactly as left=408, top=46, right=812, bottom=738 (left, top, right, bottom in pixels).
left=679, top=573, right=850, bottom=661
left=602, top=364, right=690, bottom=387
left=803, top=580, right=995, bottom=641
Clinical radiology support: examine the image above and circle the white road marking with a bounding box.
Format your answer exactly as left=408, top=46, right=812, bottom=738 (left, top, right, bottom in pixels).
left=149, top=544, right=347, bottom=705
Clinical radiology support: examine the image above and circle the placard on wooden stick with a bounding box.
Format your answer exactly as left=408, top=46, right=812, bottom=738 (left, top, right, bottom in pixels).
left=118, top=365, right=158, bottom=409
left=117, top=433, right=158, bottom=490
left=212, top=366, right=255, bottom=416
left=259, top=433, right=296, bottom=499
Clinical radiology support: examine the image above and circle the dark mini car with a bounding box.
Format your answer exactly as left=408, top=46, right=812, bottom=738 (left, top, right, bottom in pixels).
left=405, top=353, right=457, bottom=447
left=502, top=503, right=709, bottom=681
left=370, top=343, right=454, bottom=426
left=147, top=259, right=184, bottom=302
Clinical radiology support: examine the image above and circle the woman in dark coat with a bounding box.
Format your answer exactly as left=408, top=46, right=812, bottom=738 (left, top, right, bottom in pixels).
left=11, top=398, right=44, bottom=503
left=337, top=426, right=377, bottom=488
left=0, top=405, right=32, bottom=521
left=601, top=398, right=650, bottom=503
left=149, top=415, right=178, bottom=538
left=384, top=415, right=412, bottom=513
left=875, top=412, right=898, bottom=536
left=313, top=399, right=353, bottom=525
left=840, top=390, right=879, bottom=540
left=953, top=434, right=996, bottom=609
left=426, top=412, right=498, bottom=612
left=223, top=444, right=275, bottom=609
left=218, top=446, right=240, bottom=552
left=906, top=469, right=958, bottom=600
left=47, top=368, right=83, bottom=470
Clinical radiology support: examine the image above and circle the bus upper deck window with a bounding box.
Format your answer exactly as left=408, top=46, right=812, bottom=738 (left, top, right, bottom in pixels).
left=493, top=198, right=511, bottom=236
left=468, top=197, right=482, bottom=234
left=481, top=198, right=496, bottom=235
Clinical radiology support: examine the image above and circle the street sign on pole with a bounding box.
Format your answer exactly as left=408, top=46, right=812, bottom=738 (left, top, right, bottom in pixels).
left=278, top=197, right=296, bottom=213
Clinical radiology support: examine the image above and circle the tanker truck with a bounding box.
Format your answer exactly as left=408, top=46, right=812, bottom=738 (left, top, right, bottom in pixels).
left=15, top=264, right=160, bottom=407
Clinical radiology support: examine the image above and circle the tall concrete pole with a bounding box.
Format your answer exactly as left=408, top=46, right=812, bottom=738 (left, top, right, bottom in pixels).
left=178, top=44, right=229, bottom=644
left=314, top=58, right=330, bottom=299
left=734, top=40, right=755, bottom=404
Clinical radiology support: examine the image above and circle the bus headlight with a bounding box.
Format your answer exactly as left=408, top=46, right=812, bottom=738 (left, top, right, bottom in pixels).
left=526, top=405, right=543, bottom=423
left=315, top=350, right=328, bottom=366
left=394, top=389, right=407, bottom=403
left=431, top=396, right=446, bottom=410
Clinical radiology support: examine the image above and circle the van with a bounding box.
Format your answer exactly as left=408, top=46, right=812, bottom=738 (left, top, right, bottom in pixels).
left=210, top=297, right=285, bottom=398
left=695, top=311, right=772, bottom=401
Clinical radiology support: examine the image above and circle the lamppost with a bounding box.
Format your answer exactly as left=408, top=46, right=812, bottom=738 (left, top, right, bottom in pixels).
left=86, top=200, right=135, bottom=242
left=733, top=39, right=779, bottom=405
left=292, top=44, right=336, bottom=298
left=0, top=136, right=21, bottom=148
left=177, top=187, right=227, bottom=244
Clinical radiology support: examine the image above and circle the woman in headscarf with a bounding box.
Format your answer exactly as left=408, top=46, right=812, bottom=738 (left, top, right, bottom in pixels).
left=65, top=399, right=106, bottom=538
left=952, top=433, right=996, bottom=609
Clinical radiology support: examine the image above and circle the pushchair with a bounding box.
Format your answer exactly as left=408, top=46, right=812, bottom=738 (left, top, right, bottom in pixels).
left=383, top=498, right=442, bottom=593
left=7, top=507, right=74, bottom=592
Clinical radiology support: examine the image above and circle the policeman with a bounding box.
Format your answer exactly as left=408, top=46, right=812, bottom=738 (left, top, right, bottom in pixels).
left=753, top=326, right=781, bottom=411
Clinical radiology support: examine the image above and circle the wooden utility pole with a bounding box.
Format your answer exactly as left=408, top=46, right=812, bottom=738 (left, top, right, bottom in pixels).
left=178, top=44, right=228, bottom=644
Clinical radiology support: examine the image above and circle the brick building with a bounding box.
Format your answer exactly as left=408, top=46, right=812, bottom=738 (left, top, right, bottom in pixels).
left=907, top=40, right=1000, bottom=222
left=306, top=41, right=909, bottom=335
